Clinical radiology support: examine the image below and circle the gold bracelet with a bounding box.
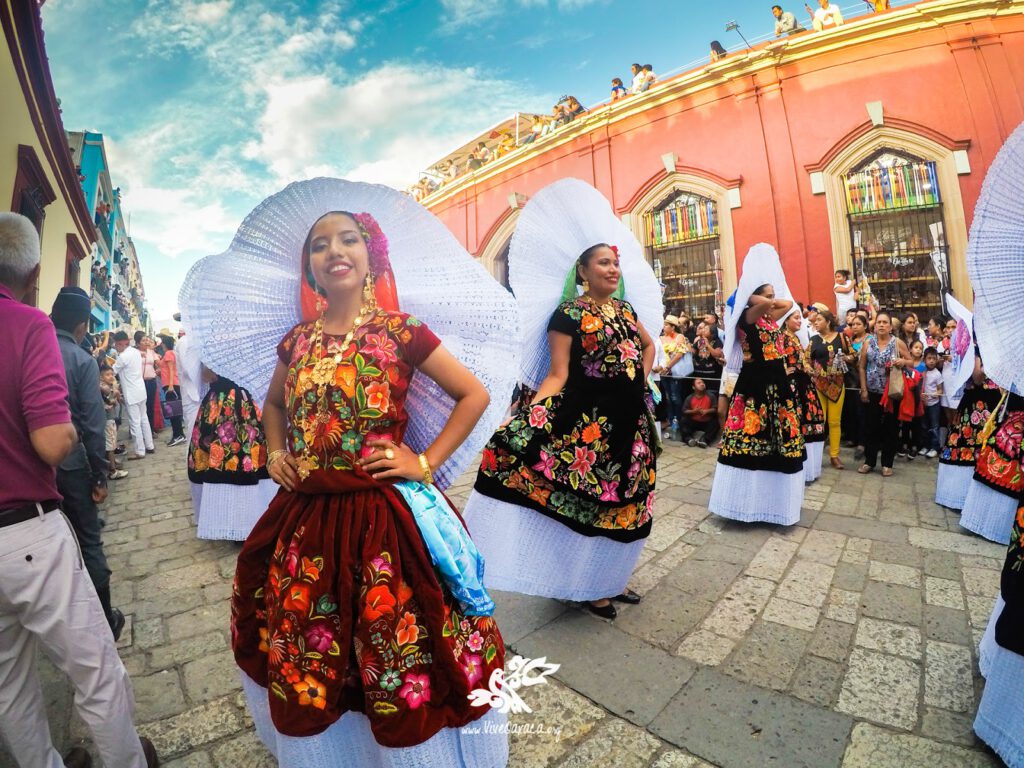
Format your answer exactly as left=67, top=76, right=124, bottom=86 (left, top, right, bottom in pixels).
left=267, top=449, right=289, bottom=468
left=417, top=453, right=434, bottom=486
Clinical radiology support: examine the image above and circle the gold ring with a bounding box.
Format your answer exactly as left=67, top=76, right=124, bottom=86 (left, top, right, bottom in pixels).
left=384, top=448, right=395, bottom=460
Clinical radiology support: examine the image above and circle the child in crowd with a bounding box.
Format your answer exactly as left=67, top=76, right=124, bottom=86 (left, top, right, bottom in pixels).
left=833, top=269, right=856, bottom=318
left=919, top=346, right=944, bottom=458
left=99, top=364, right=127, bottom=480
left=897, top=339, right=925, bottom=459
left=611, top=78, right=628, bottom=100
left=680, top=377, right=719, bottom=448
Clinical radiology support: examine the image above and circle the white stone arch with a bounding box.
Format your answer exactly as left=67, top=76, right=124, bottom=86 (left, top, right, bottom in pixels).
left=477, top=209, right=519, bottom=289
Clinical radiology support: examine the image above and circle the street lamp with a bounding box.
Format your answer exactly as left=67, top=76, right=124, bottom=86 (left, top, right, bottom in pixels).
left=725, top=20, right=752, bottom=50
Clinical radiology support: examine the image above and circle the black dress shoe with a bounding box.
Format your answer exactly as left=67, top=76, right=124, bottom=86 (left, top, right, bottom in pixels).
left=109, top=608, right=126, bottom=642
left=141, top=736, right=160, bottom=767
left=587, top=601, right=617, bottom=620
left=612, top=589, right=642, bottom=604
left=63, top=747, right=92, bottom=768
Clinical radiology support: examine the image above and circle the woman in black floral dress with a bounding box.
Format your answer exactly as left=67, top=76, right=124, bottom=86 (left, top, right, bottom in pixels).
left=465, top=244, right=657, bottom=619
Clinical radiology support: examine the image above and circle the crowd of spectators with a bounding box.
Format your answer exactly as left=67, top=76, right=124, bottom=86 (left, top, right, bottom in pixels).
left=410, top=1, right=895, bottom=200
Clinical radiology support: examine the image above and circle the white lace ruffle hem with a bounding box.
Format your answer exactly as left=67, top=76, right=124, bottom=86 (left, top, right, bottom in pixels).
left=960, top=480, right=1017, bottom=545
left=709, top=463, right=804, bottom=525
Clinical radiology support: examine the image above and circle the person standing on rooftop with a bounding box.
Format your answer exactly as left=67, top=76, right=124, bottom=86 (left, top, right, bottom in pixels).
left=806, top=0, right=843, bottom=31
left=773, top=4, right=803, bottom=36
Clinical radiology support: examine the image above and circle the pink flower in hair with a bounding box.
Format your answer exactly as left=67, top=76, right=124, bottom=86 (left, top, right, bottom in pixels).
left=353, top=213, right=391, bottom=276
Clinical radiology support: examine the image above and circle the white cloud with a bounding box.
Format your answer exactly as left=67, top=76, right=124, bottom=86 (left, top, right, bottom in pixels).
left=440, top=0, right=603, bottom=29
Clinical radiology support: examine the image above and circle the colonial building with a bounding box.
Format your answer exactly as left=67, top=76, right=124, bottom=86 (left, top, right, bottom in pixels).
left=1, top=0, right=93, bottom=308
left=422, top=0, right=1024, bottom=322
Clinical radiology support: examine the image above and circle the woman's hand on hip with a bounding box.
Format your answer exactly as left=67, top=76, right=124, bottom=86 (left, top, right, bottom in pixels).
left=359, top=439, right=422, bottom=482
left=269, top=452, right=300, bottom=491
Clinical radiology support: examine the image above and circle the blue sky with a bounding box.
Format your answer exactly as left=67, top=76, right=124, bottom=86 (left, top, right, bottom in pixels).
left=41, top=0, right=900, bottom=324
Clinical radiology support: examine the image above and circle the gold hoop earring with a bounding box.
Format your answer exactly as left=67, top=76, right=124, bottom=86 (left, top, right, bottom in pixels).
left=582, top=279, right=590, bottom=293
left=363, top=273, right=376, bottom=310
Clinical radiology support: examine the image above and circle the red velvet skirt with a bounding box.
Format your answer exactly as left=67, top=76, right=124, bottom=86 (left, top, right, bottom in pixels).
left=231, top=468, right=504, bottom=748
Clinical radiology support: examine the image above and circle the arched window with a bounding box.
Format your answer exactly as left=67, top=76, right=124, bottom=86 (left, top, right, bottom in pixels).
left=844, top=148, right=950, bottom=318
left=643, top=189, right=724, bottom=321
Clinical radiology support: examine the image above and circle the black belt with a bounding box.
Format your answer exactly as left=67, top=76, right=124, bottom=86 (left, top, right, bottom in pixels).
left=0, top=500, right=60, bottom=528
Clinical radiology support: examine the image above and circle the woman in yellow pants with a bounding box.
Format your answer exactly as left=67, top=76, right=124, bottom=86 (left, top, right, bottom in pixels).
left=808, top=310, right=857, bottom=469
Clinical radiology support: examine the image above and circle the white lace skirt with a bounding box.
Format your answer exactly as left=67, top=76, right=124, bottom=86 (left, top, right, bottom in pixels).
left=804, top=442, right=824, bottom=483
left=960, top=481, right=1017, bottom=545
left=241, top=673, right=509, bottom=768
left=194, top=480, right=279, bottom=541
left=709, top=463, right=804, bottom=526
left=461, top=491, right=646, bottom=601
left=974, top=595, right=1024, bottom=767
left=935, top=463, right=974, bottom=509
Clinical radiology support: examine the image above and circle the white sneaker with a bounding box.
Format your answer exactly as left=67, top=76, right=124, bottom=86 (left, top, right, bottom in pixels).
left=926, top=448, right=938, bottom=459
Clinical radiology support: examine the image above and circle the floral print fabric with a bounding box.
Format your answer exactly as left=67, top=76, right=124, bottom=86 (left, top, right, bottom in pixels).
left=994, top=489, right=1024, bottom=654
left=474, top=297, right=656, bottom=543
left=940, top=381, right=1003, bottom=466
left=187, top=378, right=270, bottom=485
left=974, top=393, right=1024, bottom=496
left=782, top=330, right=826, bottom=443
left=718, top=314, right=805, bottom=474
left=231, top=313, right=504, bottom=748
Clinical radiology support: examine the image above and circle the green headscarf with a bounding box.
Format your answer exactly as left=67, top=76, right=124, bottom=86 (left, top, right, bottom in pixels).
left=559, top=251, right=626, bottom=304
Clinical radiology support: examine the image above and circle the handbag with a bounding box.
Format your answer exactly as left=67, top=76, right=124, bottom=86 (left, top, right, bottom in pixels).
left=163, top=389, right=183, bottom=419
left=887, top=366, right=905, bottom=401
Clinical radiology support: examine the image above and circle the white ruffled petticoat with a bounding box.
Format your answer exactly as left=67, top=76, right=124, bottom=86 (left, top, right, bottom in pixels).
left=192, top=479, right=279, bottom=541
left=803, top=442, right=824, bottom=483
left=462, top=492, right=646, bottom=601
left=959, top=480, right=1017, bottom=545
left=709, top=464, right=804, bottom=526
left=241, top=673, right=509, bottom=768
left=974, top=594, right=1024, bottom=767
left=935, top=463, right=974, bottom=509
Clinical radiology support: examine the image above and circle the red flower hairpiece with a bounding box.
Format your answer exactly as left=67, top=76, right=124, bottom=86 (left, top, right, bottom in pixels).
left=352, top=212, right=391, bottom=277
left=610, top=245, right=619, bottom=255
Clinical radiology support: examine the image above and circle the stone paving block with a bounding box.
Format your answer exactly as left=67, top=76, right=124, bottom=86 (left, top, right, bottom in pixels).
left=923, top=550, right=960, bottom=579
left=647, top=516, right=688, bottom=552
left=675, top=630, right=736, bottom=667
left=797, top=530, right=847, bottom=566
left=744, top=537, right=799, bottom=582
left=763, top=597, right=820, bottom=632
left=662, top=558, right=744, bottom=602
left=841, top=549, right=868, bottom=564
left=810, top=619, right=855, bottom=663
left=846, top=537, right=872, bottom=553
left=491, top=590, right=567, bottom=646
left=789, top=655, right=844, bottom=708
left=920, top=707, right=983, bottom=748
left=650, top=667, right=853, bottom=768
left=854, top=618, right=922, bottom=660
left=961, top=567, right=1000, bottom=598
left=841, top=723, right=998, bottom=767
left=966, top=595, right=998, bottom=630
left=870, top=540, right=922, bottom=567
left=723, top=621, right=811, bottom=692
left=711, top=523, right=773, bottom=552
left=654, top=541, right=698, bottom=571
left=649, top=750, right=719, bottom=768
left=148, top=631, right=229, bottom=670
left=924, top=641, right=974, bottom=713
left=691, top=543, right=754, bottom=566
left=908, top=528, right=1007, bottom=558
left=515, top=611, right=696, bottom=726
left=832, top=562, right=867, bottom=591
left=559, top=717, right=662, bottom=768
left=775, top=560, right=835, bottom=608
left=925, top=576, right=965, bottom=610
left=167, top=604, right=232, bottom=643
left=959, top=554, right=1003, bottom=572
left=868, top=561, right=921, bottom=588
left=137, top=696, right=245, bottom=758
left=210, top=730, right=275, bottom=767
left=922, top=605, right=972, bottom=646
left=131, top=670, right=188, bottom=722
left=825, top=588, right=860, bottom=624
left=700, top=577, right=774, bottom=639
left=182, top=651, right=242, bottom=703
left=859, top=581, right=922, bottom=624
left=837, top=649, right=921, bottom=731
left=162, top=753, right=214, bottom=768
left=616, top=585, right=714, bottom=650
left=812, top=512, right=906, bottom=543
left=505, top=678, right=608, bottom=768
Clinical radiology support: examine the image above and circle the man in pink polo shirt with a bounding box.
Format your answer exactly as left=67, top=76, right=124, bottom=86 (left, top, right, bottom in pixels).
left=0, top=213, right=158, bottom=767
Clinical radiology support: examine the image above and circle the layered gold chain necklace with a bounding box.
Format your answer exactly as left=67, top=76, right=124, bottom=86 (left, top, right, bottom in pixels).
left=295, top=304, right=373, bottom=480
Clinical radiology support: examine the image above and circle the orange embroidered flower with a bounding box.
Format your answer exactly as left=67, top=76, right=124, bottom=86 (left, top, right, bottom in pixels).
left=365, top=381, right=391, bottom=412
left=527, top=485, right=551, bottom=506
left=743, top=410, right=761, bottom=435
left=1016, top=505, right=1024, bottom=530
left=334, top=363, right=357, bottom=397
left=396, top=581, right=414, bottom=606
left=396, top=612, right=420, bottom=645
left=580, top=313, right=603, bottom=333
left=363, top=585, right=396, bottom=621
left=294, top=674, right=327, bottom=709
left=250, top=444, right=263, bottom=467
left=301, top=556, right=321, bottom=581
left=224, top=456, right=239, bottom=472
left=192, top=448, right=209, bottom=471
left=209, top=443, right=226, bottom=469
left=282, top=583, right=311, bottom=614
left=582, top=422, right=602, bottom=444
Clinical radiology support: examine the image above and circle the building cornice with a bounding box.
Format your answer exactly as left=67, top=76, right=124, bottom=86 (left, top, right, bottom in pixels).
left=1, top=0, right=95, bottom=246
left=422, top=0, right=1022, bottom=211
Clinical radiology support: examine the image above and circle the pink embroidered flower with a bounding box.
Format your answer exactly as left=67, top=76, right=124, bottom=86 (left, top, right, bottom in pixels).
left=460, top=619, right=471, bottom=633
left=285, top=540, right=301, bottom=577
left=462, top=653, right=484, bottom=687
left=398, top=673, right=432, bottom=710
left=529, top=405, right=548, bottom=428
left=617, top=340, right=639, bottom=361
left=360, top=431, right=395, bottom=459
left=354, top=213, right=391, bottom=277
left=599, top=479, right=620, bottom=502
left=362, top=332, right=398, bottom=366
left=466, top=630, right=484, bottom=652
left=631, top=439, right=648, bottom=458
left=370, top=555, right=394, bottom=576
left=305, top=623, right=334, bottom=653
left=532, top=450, right=557, bottom=480
left=293, top=334, right=311, bottom=360
left=569, top=446, right=597, bottom=478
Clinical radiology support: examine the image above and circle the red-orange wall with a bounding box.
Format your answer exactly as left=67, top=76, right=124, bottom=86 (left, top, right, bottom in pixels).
left=426, top=5, right=1024, bottom=306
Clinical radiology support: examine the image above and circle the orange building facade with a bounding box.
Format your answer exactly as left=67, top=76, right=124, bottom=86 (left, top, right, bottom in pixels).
left=423, top=0, right=1024, bottom=322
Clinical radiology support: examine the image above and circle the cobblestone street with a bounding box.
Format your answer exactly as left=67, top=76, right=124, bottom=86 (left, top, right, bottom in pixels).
left=1, top=436, right=1008, bottom=768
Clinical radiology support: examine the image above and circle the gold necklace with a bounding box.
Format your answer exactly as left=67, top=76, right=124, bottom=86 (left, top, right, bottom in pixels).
left=296, top=305, right=372, bottom=480
left=584, top=293, right=617, bottom=320
left=583, top=294, right=638, bottom=380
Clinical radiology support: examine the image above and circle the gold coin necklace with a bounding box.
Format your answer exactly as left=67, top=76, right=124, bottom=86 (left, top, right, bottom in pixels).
left=583, top=294, right=637, bottom=380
